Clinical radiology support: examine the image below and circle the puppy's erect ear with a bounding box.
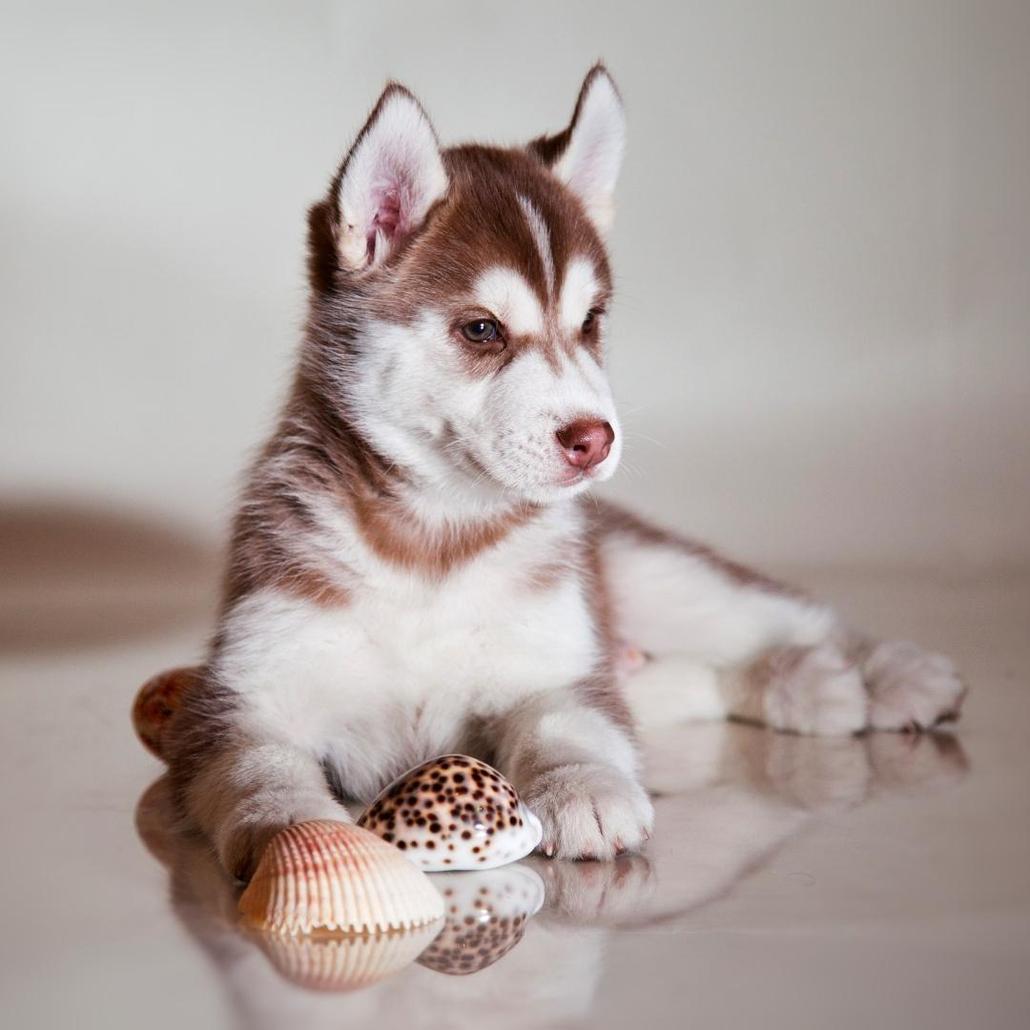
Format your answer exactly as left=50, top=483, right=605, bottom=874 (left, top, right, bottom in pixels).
left=530, top=65, right=626, bottom=234
left=332, top=84, right=448, bottom=273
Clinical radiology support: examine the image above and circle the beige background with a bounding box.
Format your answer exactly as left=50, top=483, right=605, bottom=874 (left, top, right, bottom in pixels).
left=2, top=0, right=1028, bottom=574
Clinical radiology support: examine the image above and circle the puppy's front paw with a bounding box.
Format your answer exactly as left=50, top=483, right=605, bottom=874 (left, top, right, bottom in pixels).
left=215, top=800, right=353, bottom=883
left=864, top=640, right=966, bottom=731
left=524, top=764, right=654, bottom=861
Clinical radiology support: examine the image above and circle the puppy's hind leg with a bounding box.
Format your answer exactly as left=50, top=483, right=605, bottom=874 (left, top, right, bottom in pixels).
left=595, top=502, right=868, bottom=735
left=596, top=503, right=966, bottom=734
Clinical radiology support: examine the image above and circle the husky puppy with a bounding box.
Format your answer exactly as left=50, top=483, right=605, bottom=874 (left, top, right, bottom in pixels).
left=166, top=66, right=965, bottom=880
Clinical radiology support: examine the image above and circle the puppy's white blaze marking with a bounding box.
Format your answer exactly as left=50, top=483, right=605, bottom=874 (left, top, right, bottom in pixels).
left=560, top=257, right=600, bottom=330
left=517, top=194, right=555, bottom=296
left=474, top=266, right=544, bottom=336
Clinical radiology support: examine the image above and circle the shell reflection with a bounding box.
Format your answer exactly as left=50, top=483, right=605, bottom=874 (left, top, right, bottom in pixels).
left=418, top=864, right=545, bottom=976
left=251, top=922, right=443, bottom=992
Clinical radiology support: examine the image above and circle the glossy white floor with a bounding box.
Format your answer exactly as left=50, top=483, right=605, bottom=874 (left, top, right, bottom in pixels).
left=2, top=514, right=1028, bottom=1029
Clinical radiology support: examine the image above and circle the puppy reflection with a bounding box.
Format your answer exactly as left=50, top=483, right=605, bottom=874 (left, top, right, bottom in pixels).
left=136, top=724, right=966, bottom=1029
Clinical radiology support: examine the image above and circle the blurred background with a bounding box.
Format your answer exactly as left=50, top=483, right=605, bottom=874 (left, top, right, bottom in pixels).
left=2, top=0, right=1029, bottom=634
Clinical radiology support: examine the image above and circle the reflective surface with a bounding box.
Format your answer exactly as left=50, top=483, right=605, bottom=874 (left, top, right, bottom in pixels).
left=2, top=561, right=1028, bottom=1028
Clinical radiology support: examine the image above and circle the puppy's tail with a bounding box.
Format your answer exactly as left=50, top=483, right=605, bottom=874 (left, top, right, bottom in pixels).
left=132, top=665, right=203, bottom=761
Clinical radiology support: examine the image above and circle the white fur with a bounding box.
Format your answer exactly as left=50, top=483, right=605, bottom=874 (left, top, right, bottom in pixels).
left=559, top=257, right=600, bottom=330
left=602, top=531, right=835, bottom=667
left=621, top=658, right=726, bottom=729
left=748, top=642, right=869, bottom=736
left=340, top=306, right=621, bottom=507
left=554, top=70, right=625, bottom=233
left=864, top=640, right=965, bottom=730
left=482, top=347, right=622, bottom=501
left=474, top=265, right=544, bottom=337
left=214, top=502, right=601, bottom=803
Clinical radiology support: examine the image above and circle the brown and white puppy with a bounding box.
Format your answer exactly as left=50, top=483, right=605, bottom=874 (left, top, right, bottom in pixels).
left=166, top=66, right=965, bottom=881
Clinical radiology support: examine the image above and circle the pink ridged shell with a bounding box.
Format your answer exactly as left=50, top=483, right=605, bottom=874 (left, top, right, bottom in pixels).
left=238, top=821, right=444, bottom=937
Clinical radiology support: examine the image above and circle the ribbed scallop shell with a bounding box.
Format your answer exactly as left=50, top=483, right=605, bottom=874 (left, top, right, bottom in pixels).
left=238, top=821, right=445, bottom=936
left=358, top=755, right=543, bottom=871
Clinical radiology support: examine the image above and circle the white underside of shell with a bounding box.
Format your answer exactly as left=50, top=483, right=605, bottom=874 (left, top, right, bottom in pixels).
left=238, top=821, right=445, bottom=937
left=389, top=806, right=543, bottom=873
left=432, top=864, right=546, bottom=920
left=423, top=808, right=541, bottom=873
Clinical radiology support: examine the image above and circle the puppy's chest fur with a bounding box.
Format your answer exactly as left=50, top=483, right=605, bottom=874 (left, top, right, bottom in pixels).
left=216, top=503, right=601, bottom=800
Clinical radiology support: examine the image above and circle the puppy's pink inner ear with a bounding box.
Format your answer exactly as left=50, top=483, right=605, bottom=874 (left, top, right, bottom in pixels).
left=336, top=88, right=448, bottom=271
left=373, top=189, right=402, bottom=236
left=367, top=187, right=404, bottom=263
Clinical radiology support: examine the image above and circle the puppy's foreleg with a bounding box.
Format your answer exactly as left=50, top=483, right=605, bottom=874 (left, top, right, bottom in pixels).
left=171, top=720, right=348, bottom=881
left=493, top=690, right=654, bottom=861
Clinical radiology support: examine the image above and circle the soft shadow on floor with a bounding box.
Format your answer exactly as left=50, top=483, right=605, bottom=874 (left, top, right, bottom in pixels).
left=134, top=723, right=968, bottom=1029
left=0, top=499, right=218, bottom=654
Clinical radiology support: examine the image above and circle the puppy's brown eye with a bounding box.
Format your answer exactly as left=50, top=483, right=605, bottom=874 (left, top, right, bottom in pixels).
left=582, top=309, right=601, bottom=333
left=462, top=319, right=499, bottom=343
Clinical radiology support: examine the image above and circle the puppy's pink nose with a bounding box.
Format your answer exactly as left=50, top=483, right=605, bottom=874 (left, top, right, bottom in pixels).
left=556, top=419, right=615, bottom=470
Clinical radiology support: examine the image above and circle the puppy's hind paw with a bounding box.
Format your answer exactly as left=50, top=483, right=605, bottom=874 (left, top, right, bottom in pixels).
left=761, top=642, right=869, bottom=736
left=864, top=640, right=966, bottom=732
left=525, top=764, right=654, bottom=862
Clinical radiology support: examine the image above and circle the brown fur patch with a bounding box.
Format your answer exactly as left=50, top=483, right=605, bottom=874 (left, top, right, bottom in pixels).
left=218, top=367, right=543, bottom=613
left=590, top=499, right=800, bottom=597
left=350, top=488, right=538, bottom=579
left=575, top=521, right=635, bottom=732
left=163, top=667, right=240, bottom=811
left=525, top=558, right=577, bottom=592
